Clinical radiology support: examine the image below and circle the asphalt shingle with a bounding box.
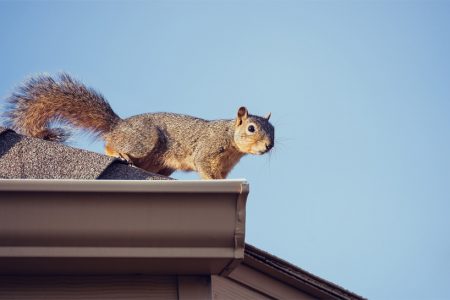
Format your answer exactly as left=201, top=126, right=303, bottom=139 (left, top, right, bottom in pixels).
left=0, top=126, right=168, bottom=180
left=99, top=163, right=169, bottom=180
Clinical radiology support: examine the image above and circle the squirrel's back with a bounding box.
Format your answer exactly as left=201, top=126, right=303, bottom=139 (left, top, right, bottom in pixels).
left=4, top=73, right=121, bottom=142
left=110, top=113, right=235, bottom=171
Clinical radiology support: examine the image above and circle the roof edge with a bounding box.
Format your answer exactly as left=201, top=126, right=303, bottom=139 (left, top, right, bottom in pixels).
left=244, top=244, right=366, bottom=300
left=0, top=179, right=249, bottom=193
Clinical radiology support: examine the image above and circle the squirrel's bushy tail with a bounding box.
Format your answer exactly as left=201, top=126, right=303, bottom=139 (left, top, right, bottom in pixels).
left=4, top=73, right=121, bottom=142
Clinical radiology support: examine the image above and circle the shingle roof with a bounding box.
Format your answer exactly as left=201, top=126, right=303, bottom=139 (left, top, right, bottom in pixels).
left=0, top=126, right=169, bottom=180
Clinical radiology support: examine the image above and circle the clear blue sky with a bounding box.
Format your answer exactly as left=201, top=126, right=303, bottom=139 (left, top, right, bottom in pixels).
left=1, top=1, right=449, bottom=299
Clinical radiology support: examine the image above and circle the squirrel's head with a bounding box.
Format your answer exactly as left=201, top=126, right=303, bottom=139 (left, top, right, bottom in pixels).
left=233, top=106, right=275, bottom=155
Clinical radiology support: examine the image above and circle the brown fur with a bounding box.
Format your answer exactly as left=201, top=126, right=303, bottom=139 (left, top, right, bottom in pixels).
left=4, top=74, right=275, bottom=179
left=4, top=74, right=120, bottom=141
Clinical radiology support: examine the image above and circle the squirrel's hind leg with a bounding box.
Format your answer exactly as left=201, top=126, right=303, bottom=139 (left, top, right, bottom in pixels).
left=105, top=119, right=162, bottom=159
left=104, top=146, right=134, bottom=165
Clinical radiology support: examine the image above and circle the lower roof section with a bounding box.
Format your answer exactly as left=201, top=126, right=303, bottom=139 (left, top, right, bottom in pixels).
left=239, top=245, right=366, bottom=300
left=0, top=179, right=249, bottom=275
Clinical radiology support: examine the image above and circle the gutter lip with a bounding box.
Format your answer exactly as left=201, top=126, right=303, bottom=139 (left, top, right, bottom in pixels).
left=0, top=179, right=249, bottom=193
left=0, top=246, right=237, bottom=258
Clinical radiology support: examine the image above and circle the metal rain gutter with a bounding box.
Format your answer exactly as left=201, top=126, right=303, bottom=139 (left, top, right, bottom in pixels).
left=0, top=179, right=249, bottom=275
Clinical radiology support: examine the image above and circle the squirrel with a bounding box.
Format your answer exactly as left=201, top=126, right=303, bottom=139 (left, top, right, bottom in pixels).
left=3, top=73, right=275, bottom=179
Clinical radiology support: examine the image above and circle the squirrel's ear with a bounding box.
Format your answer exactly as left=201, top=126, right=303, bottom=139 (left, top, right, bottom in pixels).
left=236, top=106, right=248, bottom=126
left=265, top=112, right=271, bottom=120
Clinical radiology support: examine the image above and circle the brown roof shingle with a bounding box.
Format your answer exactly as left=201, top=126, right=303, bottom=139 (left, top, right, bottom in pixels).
left=0, top=126, right=168, bottom=180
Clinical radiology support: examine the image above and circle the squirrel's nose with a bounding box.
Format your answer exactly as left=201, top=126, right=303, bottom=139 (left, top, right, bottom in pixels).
left=265, top=143, right=273, bottom=151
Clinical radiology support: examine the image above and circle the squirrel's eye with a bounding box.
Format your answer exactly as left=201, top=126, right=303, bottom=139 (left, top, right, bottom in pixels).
left=248, top=125, right=255, bottom=133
